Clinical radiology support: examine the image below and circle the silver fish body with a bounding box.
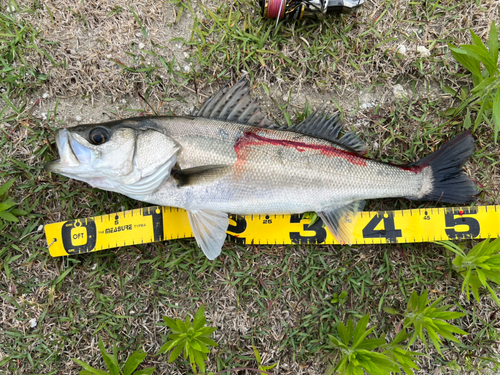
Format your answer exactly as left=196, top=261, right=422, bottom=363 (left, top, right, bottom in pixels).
left=141, top=117, right=430, bottom=213
left=46, top=79, right=478, bottom=259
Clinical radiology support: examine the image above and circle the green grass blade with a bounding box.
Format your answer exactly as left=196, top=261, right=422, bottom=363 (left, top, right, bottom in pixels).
left=461, top=45, right=497, bottom=77
left=473, top=91, right=491, bottom=132
left=0, top=179, right=16, bottom=196
left=72, top=359, right=109, bottom=375
left=449, top=44, right=482, bottom=78
left=123, top=350, right=147, bottom=375
left=98, top=337, right=119, bottom=375
left=492, top=88, right=500, bottom=141
left=488, top=21, right=499, bottom=67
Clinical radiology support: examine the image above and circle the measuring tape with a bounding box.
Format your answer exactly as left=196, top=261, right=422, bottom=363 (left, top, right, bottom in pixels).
left=44, top=205, right=499, bottom=257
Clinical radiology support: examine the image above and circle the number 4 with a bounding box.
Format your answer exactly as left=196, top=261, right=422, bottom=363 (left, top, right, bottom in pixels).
left=362, top=212, right=402, bottom=243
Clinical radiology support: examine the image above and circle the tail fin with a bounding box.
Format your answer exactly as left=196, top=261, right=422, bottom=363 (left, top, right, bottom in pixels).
left=409, top=132, right=478, bottom=204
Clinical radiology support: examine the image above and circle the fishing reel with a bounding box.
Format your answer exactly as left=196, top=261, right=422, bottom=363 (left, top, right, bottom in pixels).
left=259, top=0, right=364, bottom=20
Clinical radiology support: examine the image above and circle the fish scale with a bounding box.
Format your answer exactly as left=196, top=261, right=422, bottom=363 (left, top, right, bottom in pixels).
left=45, top=79, right=478, bottom=260
left=146, top=118, right=423, bottom=213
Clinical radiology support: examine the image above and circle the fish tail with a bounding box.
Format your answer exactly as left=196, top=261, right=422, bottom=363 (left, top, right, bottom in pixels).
left=408, top=132, right=478, bottom=204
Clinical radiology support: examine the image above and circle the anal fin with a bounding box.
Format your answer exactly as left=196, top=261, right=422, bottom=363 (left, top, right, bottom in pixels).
left=187, top=210, right=229, bottom=260
left=317, top=200, right=365, bottom=245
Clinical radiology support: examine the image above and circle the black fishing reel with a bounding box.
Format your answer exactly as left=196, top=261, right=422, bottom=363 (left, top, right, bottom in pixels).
left=259, top=0, right=364, bottom=20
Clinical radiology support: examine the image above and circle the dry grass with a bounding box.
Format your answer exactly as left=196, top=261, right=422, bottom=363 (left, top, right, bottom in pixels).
left=1, top=0, right=500, bottom=374
left=9, top=1, right=499, bottom=103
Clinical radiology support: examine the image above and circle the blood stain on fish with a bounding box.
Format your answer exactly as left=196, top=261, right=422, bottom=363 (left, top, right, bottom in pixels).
left=234, top=132, right=367, bottom=166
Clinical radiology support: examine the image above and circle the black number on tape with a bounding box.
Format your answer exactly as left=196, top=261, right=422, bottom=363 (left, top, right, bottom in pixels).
left=228, top=215, right=247, bottom=234
left=143, top=207, right=164, bottom=242
left=362, top=212, right=402, bottom=243
left=445, top=208, right=480, bottom=239
left=61, top=219, right=97, bottom=254
left=289, top=214, right=327, bottom=244
left=227, top=215, right=247, bottom=244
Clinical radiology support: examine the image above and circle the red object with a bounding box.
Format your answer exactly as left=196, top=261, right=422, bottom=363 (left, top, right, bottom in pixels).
left=267, top=0, right=285, bottom=19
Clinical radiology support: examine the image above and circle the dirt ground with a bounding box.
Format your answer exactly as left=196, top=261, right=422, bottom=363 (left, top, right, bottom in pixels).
left=20, top=0, right=498, bottom=125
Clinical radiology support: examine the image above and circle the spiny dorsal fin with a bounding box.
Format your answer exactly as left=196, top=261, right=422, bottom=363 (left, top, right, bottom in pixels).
left=287, top=107, right=368, bottom=155
left=193, top=78, right=275, bottom=128
left=338, top=131, right=368, bottom=155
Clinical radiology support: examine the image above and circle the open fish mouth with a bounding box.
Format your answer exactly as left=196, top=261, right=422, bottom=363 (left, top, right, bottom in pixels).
left=45, top=129, right=77, bottom=172
left=45, top=129, right=94, bottom=173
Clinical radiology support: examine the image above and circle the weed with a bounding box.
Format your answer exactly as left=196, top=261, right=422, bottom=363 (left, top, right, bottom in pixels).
left=380, top=331, right=422, bottom=375
left=72, top=336, right=156, bottom=375
left=446, top=21, right=500, bottom=140
left=326, top=314, right=400, bottom=375
left=252, top=344, right=278, bottom=375
left=437, top=238, right=500, bottom=306
left=0, top=178, right=26, bottom=224
left=330, top=290, right=348, bottom=305
left=158, top=305, right=218, bottom=374
left=403, top=290, right=466, bottom=356
left=326, top=291, right=463, bottom=375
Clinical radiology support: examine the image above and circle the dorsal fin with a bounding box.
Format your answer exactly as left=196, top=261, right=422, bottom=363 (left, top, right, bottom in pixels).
left=287, top=107, right=368, bottom=155
left=193, top=80, right=367, bottom=155
left=193, top=78, right=275, bottom=128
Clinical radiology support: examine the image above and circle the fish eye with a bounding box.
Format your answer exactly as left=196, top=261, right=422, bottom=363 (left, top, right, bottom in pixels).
left=89, top=128, right=109, bottom=145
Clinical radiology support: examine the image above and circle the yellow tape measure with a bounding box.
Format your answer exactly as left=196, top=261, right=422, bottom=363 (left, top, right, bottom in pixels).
left=44, top=205, right=499, bottom=257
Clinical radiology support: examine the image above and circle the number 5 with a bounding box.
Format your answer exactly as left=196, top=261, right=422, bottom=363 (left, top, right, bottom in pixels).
left=444, top=209, right=480, bottom=239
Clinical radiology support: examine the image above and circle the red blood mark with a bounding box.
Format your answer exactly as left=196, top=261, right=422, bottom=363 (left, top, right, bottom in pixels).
left=234, top=132, right=367, bottom=166
left=398, top=165, right=424, bottom=175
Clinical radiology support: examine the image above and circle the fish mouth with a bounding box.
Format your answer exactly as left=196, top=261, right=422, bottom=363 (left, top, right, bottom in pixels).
left=45, top=129, right=77, bottom=172
left=45, top=129, right=92, bottom=173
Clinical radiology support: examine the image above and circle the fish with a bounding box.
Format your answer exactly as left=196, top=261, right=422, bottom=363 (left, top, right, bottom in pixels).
left=45, top=79, right=479, bottom=259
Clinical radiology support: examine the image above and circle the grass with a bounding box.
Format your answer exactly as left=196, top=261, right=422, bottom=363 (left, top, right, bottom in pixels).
left=1, top=0, right=500, bottom=374
left=0, top=4, right=51, bottom=101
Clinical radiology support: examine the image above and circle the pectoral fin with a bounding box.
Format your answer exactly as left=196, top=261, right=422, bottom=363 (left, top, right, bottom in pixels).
left=187, top=209, right=229, bottom=260
left=318, top=200, right=365, bottom=245
left=173, top=165, right=232, bottom=187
